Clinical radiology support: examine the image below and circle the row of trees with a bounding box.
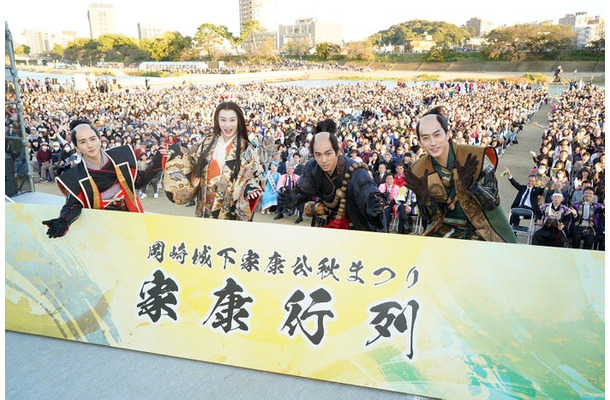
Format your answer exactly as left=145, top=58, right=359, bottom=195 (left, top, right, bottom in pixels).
left=15, top=20, right=272, bottom=66
left=482, top=24, right=604, bottom=61
left=14, top=20, right=604, bottom=66
left=369, top=20, right=604, bottom=61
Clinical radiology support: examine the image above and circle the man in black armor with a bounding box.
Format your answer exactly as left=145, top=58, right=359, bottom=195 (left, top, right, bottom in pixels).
left=278, top=125, right=385, bottom=231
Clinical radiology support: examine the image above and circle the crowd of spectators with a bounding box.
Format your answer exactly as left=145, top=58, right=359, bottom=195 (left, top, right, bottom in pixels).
left=525, top=85, right=605, bottom=248
left=136, top=60, right=371, bottom=75
left=5, top=76, right=604, bottom=247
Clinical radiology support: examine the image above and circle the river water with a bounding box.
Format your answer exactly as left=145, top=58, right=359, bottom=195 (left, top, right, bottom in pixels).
left=6, top=70, right=470, bottom=90
left=7, top=70, right=405, bottom=88
left=8, top=70, right=591, bottom=94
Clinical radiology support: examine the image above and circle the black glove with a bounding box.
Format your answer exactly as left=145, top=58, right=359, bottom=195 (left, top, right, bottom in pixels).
left=405, top=169, right=431, bottom=203
left=166, top=144, right=183, bottom=162
left=277, top=187, right=297, bottom=209
left=366, top=192, right=385, bottom=217
left=456, top=153, right=479, bottom=190
left=42, top=217, right=70, bottom=238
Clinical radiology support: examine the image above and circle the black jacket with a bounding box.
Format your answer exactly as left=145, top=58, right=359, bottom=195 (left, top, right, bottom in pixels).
left=508, top=177, right=544, bottom=219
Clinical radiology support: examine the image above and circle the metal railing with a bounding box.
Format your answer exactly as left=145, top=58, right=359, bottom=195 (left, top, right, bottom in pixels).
left=5, top=22, right=35, bottom=196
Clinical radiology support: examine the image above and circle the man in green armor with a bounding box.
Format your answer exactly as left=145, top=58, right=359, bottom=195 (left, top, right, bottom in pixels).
left=405, top=107, right=517, bottom=243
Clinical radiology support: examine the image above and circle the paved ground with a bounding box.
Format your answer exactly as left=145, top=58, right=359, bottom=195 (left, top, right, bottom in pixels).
left=5, top=330, right=430, bottom=400
left=496, top=105, right=550, bottom=215
left=6, top=90, right=552, bottom=400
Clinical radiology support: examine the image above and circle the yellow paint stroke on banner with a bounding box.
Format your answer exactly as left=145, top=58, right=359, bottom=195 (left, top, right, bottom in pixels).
left=5, top=203, right=604, bottom=399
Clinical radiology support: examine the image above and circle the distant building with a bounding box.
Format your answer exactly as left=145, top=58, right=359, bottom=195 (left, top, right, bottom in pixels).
left=559, top=12, right=595, bottom=28
left=239, top=0, right=278, bottom=50
left=55, top=31, right=79, bottom=48
left=22, top=29, right=78, bottom=55
left=559, top=12, right=605, bottom=47
left=405, top=35, right=436, bottom=53
left=465, top=37, right=487, bottom=51
left=23, top=29, right=53, bottom=55
left=466, top=18, right=494, bottom=37
left=278, top=18, right=342, bottom=52
left=137, top=23, right=164, bottom=41
left=87, top=3, right=117, bottom=39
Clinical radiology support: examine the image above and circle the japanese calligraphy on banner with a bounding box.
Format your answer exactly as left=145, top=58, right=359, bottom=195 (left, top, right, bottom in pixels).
left=5, top=203, right=604, bottom=399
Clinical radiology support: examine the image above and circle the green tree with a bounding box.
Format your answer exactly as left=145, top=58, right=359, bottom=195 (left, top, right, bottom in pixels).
left=141, top=31, right=191, bottom=61
left=98, top=34, right=138, bottom=52
left=194, top=23, right=227, bottom=59
left=122, top=46, right=151, bottom=65
left=369, top=20, right=470, bottom=49
left=139, top=38, right=162, bottom=60
left=227, top=32, right=244, bottom=55
left=46, top=43, right=65, bottom=61
left=344, top=41, right=374, bottom=61
left=240, top=20, right=263, bottom=54
left=179, top=47, right=203, bottom=61
left=423, top=45, right=453, bottom=62
left=588, top=29, right=605, bottom=57
left=255, top=38, right=279, bottom=60
left=63, top=38, right=103, bottom=65
left=96, top=34, right=148, bottom=64
left=283, top=38, right=311, bottom=56
left=482, top=24, right=576, bottom=61
left=15, top=44, right=31, bottom=56
left=315, top=42, right=341, bottom=60
left=526, top=25, right=575, bottom=55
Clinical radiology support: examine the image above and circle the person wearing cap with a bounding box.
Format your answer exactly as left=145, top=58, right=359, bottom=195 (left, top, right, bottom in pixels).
left=41, top=119, right=144, bottom=239
left=29, top=140, right=41, bottom=177
left=277, top=119, right=386, bottom=231
left=532, top=191, right=572, bottom=247
left=405, top=106, right=517, bottom=242
left=36, top=142, right=55, bottom=182
left=49, top=141, right=63, bottom=178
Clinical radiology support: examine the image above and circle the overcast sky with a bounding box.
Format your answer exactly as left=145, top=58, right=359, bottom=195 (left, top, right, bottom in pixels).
left=5, top=0, right=606, bottom=45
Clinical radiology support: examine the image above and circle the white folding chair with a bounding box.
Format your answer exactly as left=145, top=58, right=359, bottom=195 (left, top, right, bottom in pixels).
left=409, top=214, right=424, bottom=235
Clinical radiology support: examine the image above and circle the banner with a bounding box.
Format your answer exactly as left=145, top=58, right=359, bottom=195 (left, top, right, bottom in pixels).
left=5, top=203, right=605, bottom=399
